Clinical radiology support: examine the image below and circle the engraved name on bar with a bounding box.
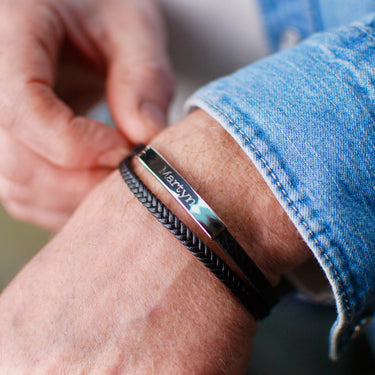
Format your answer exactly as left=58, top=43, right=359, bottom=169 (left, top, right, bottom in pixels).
left=138, top=146, right=225, bottom=239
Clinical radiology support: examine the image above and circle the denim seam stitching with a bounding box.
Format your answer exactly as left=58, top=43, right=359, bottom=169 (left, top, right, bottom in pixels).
left=198, top=97, right=352, bottom=319
left=351, top=24, right=375, bottom=43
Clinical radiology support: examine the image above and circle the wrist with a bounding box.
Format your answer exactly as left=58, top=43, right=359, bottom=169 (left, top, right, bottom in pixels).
left=135, top=110, right=312, bottom=284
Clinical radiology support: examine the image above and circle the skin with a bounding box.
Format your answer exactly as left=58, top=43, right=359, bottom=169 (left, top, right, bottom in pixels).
left=0, top=110, right=313, bottom=374
left=0, top=0, right=174, bottom=230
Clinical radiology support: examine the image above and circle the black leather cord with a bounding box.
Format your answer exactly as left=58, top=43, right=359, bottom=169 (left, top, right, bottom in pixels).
left=119, top=156, right=273, bottom=319
left=215, top=231, right=278, bottom=307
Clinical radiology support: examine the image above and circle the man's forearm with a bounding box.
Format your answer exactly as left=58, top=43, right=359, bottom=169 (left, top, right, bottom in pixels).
left=0, top=110, right=312, bottom=374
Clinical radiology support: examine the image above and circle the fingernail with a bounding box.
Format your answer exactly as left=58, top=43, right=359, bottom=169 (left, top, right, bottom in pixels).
left=140, top=102, right=167, bottom=130
left=97, top=147, right=129, bottom=168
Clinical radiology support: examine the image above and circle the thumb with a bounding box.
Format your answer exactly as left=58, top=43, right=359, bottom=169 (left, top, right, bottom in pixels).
left=105, top=3, right=175, bottom=145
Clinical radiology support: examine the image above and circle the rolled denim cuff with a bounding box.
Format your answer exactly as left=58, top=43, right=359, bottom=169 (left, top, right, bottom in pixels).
left=186, top=14, right=375, bottom=359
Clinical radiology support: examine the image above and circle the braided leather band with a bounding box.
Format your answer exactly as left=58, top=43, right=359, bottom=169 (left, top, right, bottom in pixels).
left=119, top=155, right=273, bottom=319
left=215, top=231, right=278, bottom=307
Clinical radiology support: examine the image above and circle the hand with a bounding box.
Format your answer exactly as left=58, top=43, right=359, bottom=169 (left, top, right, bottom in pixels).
left=0, top=0, right=174, bottom=230
left=0, top=110, right=312, bottom=373
left=0, top=172, right=256, bottom=375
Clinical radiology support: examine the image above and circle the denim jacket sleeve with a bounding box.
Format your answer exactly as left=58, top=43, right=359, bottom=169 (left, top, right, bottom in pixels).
left=186, top=14, right=375, bottom=360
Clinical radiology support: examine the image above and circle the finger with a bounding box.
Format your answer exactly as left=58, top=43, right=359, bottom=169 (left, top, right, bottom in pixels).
left=2, top=200, right=69, bottom=232
left=0, top=128, right=113, bottom=213
left=0, top=167, right=110, bottom=215
left=0, top=1, right=129, bottom=169
left=104, top=0, right=175, bottom=144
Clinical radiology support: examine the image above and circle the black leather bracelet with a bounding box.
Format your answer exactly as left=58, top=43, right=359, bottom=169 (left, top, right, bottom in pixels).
left=119, top=151, right=278, bottom=319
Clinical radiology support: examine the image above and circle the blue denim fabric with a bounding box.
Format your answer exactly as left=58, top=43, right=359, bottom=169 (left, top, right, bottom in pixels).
left=259, top=0, right=375, bottom=51
left=187, top=14, right=375, bottom=359
left=258, top=0, right=323, bottom=50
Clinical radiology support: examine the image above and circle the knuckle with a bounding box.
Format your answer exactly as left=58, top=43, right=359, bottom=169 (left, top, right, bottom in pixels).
left=43, top=139, right=79, bottom=169
left=47, top=116, right=107, bottom=169
left=142, top=64, right=175, bottom=105
left=142, top=63, right=175, bottom=88
left=121, top=62, right=174, bottom=90
left=47, top=150, right=76, bottom=169
left=118, top=63, right=175, bottom=108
